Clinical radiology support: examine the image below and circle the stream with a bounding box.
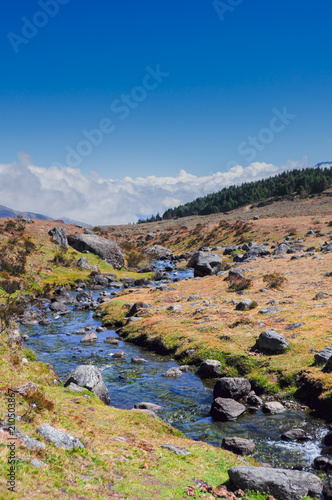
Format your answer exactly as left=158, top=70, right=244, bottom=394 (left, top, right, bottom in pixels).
left=21, top=261, right=330, bottom=476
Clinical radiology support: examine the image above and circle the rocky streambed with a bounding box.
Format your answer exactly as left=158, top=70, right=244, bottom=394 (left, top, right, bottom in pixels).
left=20, top=262, right=332, bottom=486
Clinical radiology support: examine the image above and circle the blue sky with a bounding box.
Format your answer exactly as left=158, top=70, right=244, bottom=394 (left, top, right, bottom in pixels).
left=0, top=1, right=331, bottom=223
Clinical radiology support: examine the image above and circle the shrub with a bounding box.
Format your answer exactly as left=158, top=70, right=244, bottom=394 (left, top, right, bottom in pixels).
left=24, top=348, right=37, bottom=361
left=228, top=277, right=252, bottom=292
left=52, top=245, right=73, bottom=267
left=263, top=272, right=287, bottom=289
left=22, top=389, right=55, bottom=422
left=0, top=296, right=25, bottom=332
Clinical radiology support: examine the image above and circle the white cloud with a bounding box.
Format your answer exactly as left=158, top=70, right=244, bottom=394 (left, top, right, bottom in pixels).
left=0, top=154, right=307, bottom=225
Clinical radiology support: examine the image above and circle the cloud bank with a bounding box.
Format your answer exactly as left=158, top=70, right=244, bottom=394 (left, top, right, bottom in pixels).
left=0, top=154, right=307, bottom=225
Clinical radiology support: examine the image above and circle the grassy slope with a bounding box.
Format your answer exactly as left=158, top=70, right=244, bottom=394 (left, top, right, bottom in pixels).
left=98, top=209, right=332, bottom=410
left=0, top=329, right=243, bottom=499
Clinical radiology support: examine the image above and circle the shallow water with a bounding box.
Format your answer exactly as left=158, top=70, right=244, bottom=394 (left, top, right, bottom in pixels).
left=21, top=271, right=331, bottom=474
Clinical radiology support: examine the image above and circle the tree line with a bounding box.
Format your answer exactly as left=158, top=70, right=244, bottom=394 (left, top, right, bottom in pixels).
left=138, top=165, right=332, bottom=222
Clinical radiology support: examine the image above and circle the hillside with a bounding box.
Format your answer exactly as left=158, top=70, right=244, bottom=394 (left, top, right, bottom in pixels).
left=0, top=201, right=331, bottom=498
left=141, top=165, right=332, bottom=222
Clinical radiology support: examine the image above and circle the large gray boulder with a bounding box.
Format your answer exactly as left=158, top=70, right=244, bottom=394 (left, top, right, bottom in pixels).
left=314, top=345, right=332, bottom=365
left=63, top=365, right=110, bottom=404
left=188, top=251, right=222, bottom=277
left=254, top=330, right=289, bottom=354
left=196, top=359, right=222, bottom=379
left=37, top=424, right=84, bottom=449
left=210, top=398, right=246, bottom=421
left=213, top=377, right=251, bottom=401
left=228, top=466, right=322, bottom=500
left=48, top=227, right=68, bottom=248
left=68, top=233, right=124, bottom=269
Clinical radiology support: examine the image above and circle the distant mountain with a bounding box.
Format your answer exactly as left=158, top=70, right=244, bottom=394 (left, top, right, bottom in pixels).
left=0, top=204, right=53, bottom=221
left=0, top=204, right=90, bottom=227
left=315, top=162, right=332, bottom=168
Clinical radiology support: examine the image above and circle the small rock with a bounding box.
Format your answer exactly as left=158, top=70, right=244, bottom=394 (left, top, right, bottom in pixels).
left=222, top=437, right=256, bottom=455
left=235, top=299, right=253, bottom=311
left=259, top=306, right=282, bottom=315
left=196, top=359, right=222, bottom=379
left=210, top=398, right=246, bottom=421
left=131, top=357, right=148, bottom=364
left=112, top=351, right=126, bottom=358
left=161, top=443, right=190, bottom=456
left=281, top=428, right=311, bottom=441
left=30, top=458, right=46, bottom=468
left=134, top=402, right=163, bottom=412
left=162, top=367, right=182, bottom=378
left=80, top=331, right=97, bottom=343
left=37, top=424, right=84, bottom=449
left=262, top=401, right=285, bottom=414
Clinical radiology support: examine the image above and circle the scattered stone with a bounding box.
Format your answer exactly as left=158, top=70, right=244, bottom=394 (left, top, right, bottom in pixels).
left=273, top=243, right=290, bottom=255
left=76, top=290, right=94, bottom=303
left=188, top=294, right=199, bottom=301
left=131, top=357, right=148, bottom=364
left=67, top=382, right=84, bottom=392
left=48, top=227, right=68, bottom=248
left=63, top=365, right=110, bottom=404
left=259, top=306, right=282, bottom=315
left=314, top=456, right=332, bottom=471
left=314, top=292, right=329, bottom=300
left=196, top=359, right=222, bottom=379
left=76, top=256, right=90, bottom=270
left=13, top=382, right=38, bottom=397
left=179, top=365, right=190, bottom=373
left=285, top=322, right=304, bottom=330
left=112, top=351, right=125, bottom=358
left=281, top=429, right=311, bottom=441
left=104, top=337, right=119, bottom=345
left=37, top=424, right=84, bottom=449
left=228, top=466, right=322, bottom=500
left=213, top=378, right=251, bottom=401
left=0, top=418, right=45, bottom=450
left=222, top=437, right=256, bottom=456
left=246, top=391, right=263, bottom=407
left=236, top=299, right=253, bottom=311
left=162, top=367, right=182, bottom=378
left=80, top=331, right=97, bottom=343
left=167, top=304, right=183, bottom=312
left=188, top=251, right=223, bottom=277
left=146, top=245, right=173, bottom=259
left=210, top=398, right=246, bottom=421
left=254, top=330, right=289, bottom=354
left=161, top=443, right=190, bottom=456
left=134, top=402, right=163, bottom=412
left=30, top=458, right=46, bottom=468
left=262, top=402, right=285, bottom=414
left=314, top=345, right=332, bottom=365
